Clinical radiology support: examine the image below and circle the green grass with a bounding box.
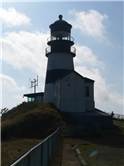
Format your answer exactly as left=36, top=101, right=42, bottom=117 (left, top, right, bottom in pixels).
left=79, top=143, right=124, bottom=166
left=78, top=119, right=124, bottom=166
left=1, top=102, right=63, bottom=166
left=113, top=119, right=124, bottom=134
left=1, top=138, right=41, bottom=166
left=2, top=102, right=62, bottom=140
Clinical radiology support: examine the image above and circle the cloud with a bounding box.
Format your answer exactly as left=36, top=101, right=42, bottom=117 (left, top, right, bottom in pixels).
left=1, top=31, right=49, bottom=107
left=0, top=74, right=26, bottom=109
left=0, top=7, right=30, bottom=27
left=70, top=10, right=108, bottom=40
left=74, top=45, right=103, bottom=68
left=75, top=64, right=123, bottom=115
left=1, top=31, right=48, bottom=77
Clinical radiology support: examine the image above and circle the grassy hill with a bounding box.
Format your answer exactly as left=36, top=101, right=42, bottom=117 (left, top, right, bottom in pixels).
left=78, top=119, right=124, bottom=166
left=1, top=102, right=62, bottom=166
left=2, top=101, right=124, bottom=166
left=62, top=119, right=124, bottom=166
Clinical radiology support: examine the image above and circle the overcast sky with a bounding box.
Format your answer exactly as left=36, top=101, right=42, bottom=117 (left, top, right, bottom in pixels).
left=0, top=1, right=123, bottom=115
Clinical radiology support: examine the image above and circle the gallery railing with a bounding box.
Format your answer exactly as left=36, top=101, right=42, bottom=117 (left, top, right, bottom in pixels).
left=47, top=35, right=74, bottom=43
left=45, top=46, right=76, bottom=55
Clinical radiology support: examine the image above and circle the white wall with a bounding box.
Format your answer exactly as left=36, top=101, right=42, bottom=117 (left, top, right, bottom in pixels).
left=55, top=72, right=95, bottom=112
left=44, top=72, right=95, bottom=112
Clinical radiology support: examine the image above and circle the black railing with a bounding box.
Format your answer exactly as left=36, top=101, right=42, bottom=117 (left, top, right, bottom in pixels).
left=71, top=46, right=76, bottom=55
left=45, top=47, right=51, bottom=54
left=10, top=128, right=62, bottom=166
left=47, top=35, right=74, bottom=43
left=45, top=46, right=76, bottom=55
left=109, top=113, right=124, bottom=120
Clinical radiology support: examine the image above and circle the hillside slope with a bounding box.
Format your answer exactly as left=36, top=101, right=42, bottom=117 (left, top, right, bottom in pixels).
left=1, top=102, right=62, bottom=166
left=2, top=102, right=62, bottom=140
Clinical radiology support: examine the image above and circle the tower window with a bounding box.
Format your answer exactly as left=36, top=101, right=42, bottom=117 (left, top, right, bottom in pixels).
left=85, top=86, right=90, bottom=97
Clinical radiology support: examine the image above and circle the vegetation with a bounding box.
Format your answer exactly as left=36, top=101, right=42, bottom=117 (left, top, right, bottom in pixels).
left=79, top=142, right=124, bottom=166
left=1, top=102, right=62, bottom=166
left=2, top=138, right=41, bottom=166
left=1, top=102, right=62, bottom=140
left=78, top=119, right=124, bottom=166
left=2, top=101, right=124, bottom=166
left=113, top=119, right=124, bottom=134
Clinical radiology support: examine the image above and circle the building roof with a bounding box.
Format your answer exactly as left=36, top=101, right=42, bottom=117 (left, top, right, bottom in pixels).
left=46, top=69, right=94, bottom=84
left=23, top=92, right=44, bottom=97
left=94, top=108, right=110, bottom=116
left=74, top=71, right=94, bottom=83
left=49, top=15, right=72, bottom=33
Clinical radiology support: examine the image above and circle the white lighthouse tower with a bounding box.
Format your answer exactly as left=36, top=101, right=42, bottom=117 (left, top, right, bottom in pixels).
left=44, top=15, right=95, bottom=112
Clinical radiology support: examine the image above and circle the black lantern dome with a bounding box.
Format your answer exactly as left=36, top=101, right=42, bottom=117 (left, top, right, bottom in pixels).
left=46, top=15, right=76, bottom=57
left=49, top=15, right=72, bottom=34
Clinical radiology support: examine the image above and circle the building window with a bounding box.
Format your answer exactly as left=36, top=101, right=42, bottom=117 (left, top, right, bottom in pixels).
left=28, top=97, right=32, bottom=102
left=85, top=86, right=90, bottom=97
left=31, top=97, right=35, bottom=102
left=28, top=97, right=35, bottom=102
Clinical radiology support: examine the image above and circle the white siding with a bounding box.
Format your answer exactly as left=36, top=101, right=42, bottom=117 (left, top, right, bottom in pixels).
left=44, top=72, right=95, bottom=112
left=55, top=72, right=95, bottom=112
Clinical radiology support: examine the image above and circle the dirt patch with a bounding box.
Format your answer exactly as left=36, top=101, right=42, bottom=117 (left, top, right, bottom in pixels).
left=62, top=139, right=81, bottom=166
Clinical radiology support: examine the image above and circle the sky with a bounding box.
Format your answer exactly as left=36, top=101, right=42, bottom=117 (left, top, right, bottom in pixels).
left=0, top=1, right=124, bottom=115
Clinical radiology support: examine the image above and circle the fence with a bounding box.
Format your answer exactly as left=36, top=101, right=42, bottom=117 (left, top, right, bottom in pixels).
left=107, top=112, right=124, bottom=120
left=113, top=113, right=124, bottom=120
left=10, top=128, right=63, bottom=166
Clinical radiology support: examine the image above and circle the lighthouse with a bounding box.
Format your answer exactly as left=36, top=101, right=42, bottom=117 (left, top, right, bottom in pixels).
left=44, top=15, right=95, bottom=112
left=24, top=15, right=113, bottom=130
